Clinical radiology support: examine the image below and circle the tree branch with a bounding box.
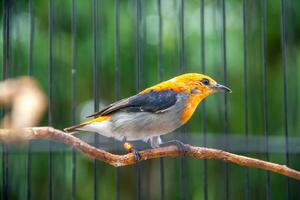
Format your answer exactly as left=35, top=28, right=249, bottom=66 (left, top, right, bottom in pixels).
left=1, top=127, right=300, bottom=180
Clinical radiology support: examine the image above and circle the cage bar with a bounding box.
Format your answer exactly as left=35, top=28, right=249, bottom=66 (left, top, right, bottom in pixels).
left=2, top=0, right=10, bottom=199
left=242, top=0, right=250, bottom=199
left=280, top=0, right=290, bottom=198
left=178, top=0, right=188, bottom=199
left=157, top=1, right=165, bottom=199
left=92, top=0, right=100, bottom=199
left=71, top=0, right=77, bottom=199
left=27, top=0, right=34, bottom=199
left=221, top=0, right=229, bottom=199
left=114, top=0, right=121, bottom=199
left=135, top=0, right=142, bottom=199
left=48, top=0, right=54, bottom=199
left=261, top=0, right=271, bottom=199
left=200, top=0, right=208, bottom=199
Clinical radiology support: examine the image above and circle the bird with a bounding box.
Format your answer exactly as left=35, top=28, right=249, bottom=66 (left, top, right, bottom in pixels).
left=64, top=73, right=231, bottom=157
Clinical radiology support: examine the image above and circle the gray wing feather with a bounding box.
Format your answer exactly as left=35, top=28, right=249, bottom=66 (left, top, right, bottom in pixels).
left=86, top=90, right=178, bottom=118
left=86, top=97, right=132, bottom=118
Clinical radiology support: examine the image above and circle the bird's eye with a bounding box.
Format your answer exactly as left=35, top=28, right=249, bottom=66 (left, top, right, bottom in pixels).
left=201, top=78, right=210, bottom=86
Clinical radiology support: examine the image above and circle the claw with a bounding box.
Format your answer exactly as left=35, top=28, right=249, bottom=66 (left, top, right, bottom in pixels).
left=131, top=148, right=141, bottom=161
left=123, top=142, right=141, bottom=162
left=160, top=140, right=189, bottom=156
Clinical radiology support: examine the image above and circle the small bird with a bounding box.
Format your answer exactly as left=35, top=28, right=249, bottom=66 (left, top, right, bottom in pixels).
left=64, top=73, right=231, bottom=156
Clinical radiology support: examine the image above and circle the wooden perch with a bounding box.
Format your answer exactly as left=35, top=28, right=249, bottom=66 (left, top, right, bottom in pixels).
left=0, top=127, right=300, bottom=180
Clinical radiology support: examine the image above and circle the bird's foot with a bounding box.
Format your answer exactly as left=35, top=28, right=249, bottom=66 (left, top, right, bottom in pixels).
left=160, top=140, right=189, bottom=156
left=123, top=142, right=141, bottom=162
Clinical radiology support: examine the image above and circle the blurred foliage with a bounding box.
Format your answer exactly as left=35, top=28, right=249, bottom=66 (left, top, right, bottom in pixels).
left=0, top=0, right=300, bottom=199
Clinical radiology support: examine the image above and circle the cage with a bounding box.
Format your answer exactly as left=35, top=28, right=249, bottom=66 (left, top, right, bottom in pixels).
left=0, top=0, right=300, bottom=199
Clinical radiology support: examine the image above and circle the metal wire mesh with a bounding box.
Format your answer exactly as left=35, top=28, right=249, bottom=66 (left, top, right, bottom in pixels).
left=1, top=0, right=300, bottom=199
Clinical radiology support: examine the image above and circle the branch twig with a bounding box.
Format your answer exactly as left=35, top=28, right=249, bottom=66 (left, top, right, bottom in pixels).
left=0, top=127, right=300, bottom=180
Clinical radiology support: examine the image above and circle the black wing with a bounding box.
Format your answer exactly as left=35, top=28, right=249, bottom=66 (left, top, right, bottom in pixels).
left=87, top=89, right=178, bottom=118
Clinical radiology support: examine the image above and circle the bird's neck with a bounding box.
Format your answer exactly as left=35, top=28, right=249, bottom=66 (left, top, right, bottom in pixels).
left=180, top=94, right=205, bottom=124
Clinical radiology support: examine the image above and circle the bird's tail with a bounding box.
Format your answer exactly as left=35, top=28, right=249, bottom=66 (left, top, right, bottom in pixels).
left=64, top=115, right=111, bottom=133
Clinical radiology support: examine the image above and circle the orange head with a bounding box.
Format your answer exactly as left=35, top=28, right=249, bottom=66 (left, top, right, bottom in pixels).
left=173, top=73, right=231, bottom=123
left=169, top=73, right=231, bottom=97
left=142, top=73, right=231, bottom=123
left=142, top=73, right=231, bottom=98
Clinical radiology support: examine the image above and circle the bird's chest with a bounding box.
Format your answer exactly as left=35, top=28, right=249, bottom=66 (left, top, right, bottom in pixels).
left=180, top=95, right=203, bottom=124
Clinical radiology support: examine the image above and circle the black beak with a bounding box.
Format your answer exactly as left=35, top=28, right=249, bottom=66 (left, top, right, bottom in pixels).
left=212, top=83, right=232, bottom=93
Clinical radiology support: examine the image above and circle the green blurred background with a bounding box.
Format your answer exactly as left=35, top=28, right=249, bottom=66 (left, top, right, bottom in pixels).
left=1, top=0, right=300, bottom=199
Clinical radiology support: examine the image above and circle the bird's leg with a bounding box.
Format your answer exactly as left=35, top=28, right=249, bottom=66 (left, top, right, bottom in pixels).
left=159, top=139, right=189, bottom=156
left=123, top=141, right=141, bottom=161
left=150, top=136, right=162, bottom=148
